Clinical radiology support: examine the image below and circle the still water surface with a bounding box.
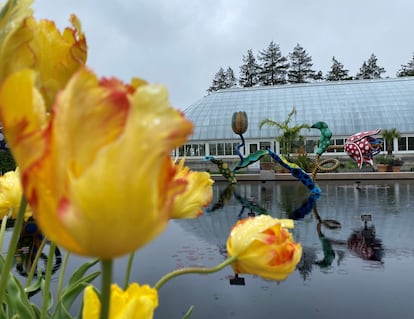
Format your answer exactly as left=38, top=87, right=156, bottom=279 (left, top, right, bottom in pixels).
left=8, top=180, right=414, bottom=319
left=136, top=180, right=414, bottom=319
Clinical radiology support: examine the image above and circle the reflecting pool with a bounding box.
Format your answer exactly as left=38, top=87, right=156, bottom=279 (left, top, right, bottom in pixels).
left=130, top=180, right=414, bottom=319
left=6, top=180, right=414, bottom=319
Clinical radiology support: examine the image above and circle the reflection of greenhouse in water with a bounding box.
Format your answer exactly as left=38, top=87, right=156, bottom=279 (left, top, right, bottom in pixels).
left=175, top=180, right=414, bottom=279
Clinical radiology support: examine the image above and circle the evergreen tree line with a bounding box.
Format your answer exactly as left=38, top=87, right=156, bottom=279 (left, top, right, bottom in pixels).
left=207, top=42, right=414, bottom=93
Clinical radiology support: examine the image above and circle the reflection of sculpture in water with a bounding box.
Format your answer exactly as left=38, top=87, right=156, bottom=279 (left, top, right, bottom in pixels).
left=288, top=193, right=319, bottom=220
left=234, top=192, right=268, bottom=219
left=314, top=211, right=342, bottom=268
left=293, top=200, right=343, bottom=275
left=347, top=219, right=384, bottom=262
left=297, top=205, right=384, bottom=279
left=206, top=183, right=268, bottom=219
left=206, top=183, right=236, bottom=213
left=315, top=211, right=384, bottom=263
left=15, top=220, right=62, bottom=279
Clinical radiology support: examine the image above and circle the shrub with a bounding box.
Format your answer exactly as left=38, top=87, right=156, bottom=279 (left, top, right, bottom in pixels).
left=0, top=149, right=16, bottom=173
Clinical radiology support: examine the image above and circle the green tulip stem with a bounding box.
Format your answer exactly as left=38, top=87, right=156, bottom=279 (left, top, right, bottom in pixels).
left=154, top=256, right=237, bottom=290
left=40, top=242, right=56, bottom=319
left=123, top=252, right=135, bottom=290
left=0, top=215, right=8, bottom=251
left=56, top=251, right=70, bottom=299
left=100, top=259, right=113, bottom=319
left=26, top=236, right=47, bottom=286
left=0, top=195, right=27, bottom=307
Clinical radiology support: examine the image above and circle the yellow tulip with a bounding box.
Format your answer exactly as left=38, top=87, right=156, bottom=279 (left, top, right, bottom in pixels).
left=0, top=0, right=87, bottom=109
left=0, top=168, right=31, bottom=221
left=83, top=283, right=158, bottom=319
left=226, top=215, right=302, bottom=281
left=0, top=67, right=194, bottom=258
left=171, top=158, right=214, bottom=219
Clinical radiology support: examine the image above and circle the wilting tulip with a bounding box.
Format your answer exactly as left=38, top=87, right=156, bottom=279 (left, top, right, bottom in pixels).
left=226, top=215, right=302, bottom=281
left=0, top=2, right=87, bottom=109
left=171, top=158, right=213, bottom=219
left=0, top=169, right=31, bottom=221
left=83, top=283, right=158, bottom=319
left=0, top=67, right=194, bottom=258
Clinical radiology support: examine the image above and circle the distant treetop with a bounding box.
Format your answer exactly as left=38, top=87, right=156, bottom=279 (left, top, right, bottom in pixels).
left=397, top=53, right=414, bottom=77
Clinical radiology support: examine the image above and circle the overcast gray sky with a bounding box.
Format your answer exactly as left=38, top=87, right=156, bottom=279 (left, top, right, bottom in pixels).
left=33, top=0, right=414, bottom=110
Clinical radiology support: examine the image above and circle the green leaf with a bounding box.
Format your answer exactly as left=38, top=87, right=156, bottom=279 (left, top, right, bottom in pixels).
left=0, top=255, right=36, bottom=319
left=52, top=271, right=100, bottom=319
left=67, top=259, right=99, bottom=286
left=31, top=305, right=41, bottom=319
left=4, top=272, right=38, bottom=319
left=24, top=274, right=42, bottom=295
left=182, top=305, right=194, bottom=319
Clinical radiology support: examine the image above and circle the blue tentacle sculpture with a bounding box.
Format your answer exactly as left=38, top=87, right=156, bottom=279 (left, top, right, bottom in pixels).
left=268, top=149, right=321, bottom=195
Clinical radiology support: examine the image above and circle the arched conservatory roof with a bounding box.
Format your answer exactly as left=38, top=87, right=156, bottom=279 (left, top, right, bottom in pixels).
left=184, top=77, right=414, bottom=141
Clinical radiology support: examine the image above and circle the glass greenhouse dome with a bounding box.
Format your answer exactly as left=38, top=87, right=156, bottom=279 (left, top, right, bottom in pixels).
left=178, top=77, right=414, bottom=159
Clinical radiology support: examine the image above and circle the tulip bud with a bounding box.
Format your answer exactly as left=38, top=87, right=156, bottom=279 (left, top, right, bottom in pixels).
left=231, top=111, right=248, bottom=135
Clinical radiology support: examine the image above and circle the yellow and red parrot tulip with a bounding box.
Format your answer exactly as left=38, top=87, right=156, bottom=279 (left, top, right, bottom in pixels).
left=171, top=158, right=213, bottom=219
left=0, top=67, right=195, bottom=258
left=226, top=215, right=302, bottom=281
left=0, top=0, right=87, bottom=109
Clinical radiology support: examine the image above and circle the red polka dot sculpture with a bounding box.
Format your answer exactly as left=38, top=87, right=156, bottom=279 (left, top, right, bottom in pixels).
left=344, top=129, right=383, bottom=169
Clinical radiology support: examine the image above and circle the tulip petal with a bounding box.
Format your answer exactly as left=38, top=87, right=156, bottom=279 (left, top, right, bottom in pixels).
left=171, top=158, right=214, bottom=219
left=0, top=0, right=33, bottom=51
left=82, top=286, right=100, bottom=318
left=59, top=73, right=192, bottom=257
left=0, top=69, right=47, bottom=172
left=83, top=283, right=158, bottom=319
left=0, top=13, right=87, bottom=109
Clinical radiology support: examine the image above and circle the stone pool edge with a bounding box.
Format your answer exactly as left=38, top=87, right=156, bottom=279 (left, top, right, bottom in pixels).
left=210, top=171, right=414, bottom=182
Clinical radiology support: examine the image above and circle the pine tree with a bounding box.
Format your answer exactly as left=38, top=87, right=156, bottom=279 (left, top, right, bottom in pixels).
left=326, top=56, right=351, bottom=81
left=397, top=53, right=414, bottom=77
left=207, top=67, right=228, bottom=93
left=257, top=41, right=289, bottom=85
left=356, top=54, right=385, bottom=79
left=239, top=49, right=260, bottom=87
left=224, top=67, right=237, bottom=88
left=356, top=61, right=370, bottom=79
left=287, top=44, right=315, bottom=84
left=313, top=70, right=324, bottom=81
